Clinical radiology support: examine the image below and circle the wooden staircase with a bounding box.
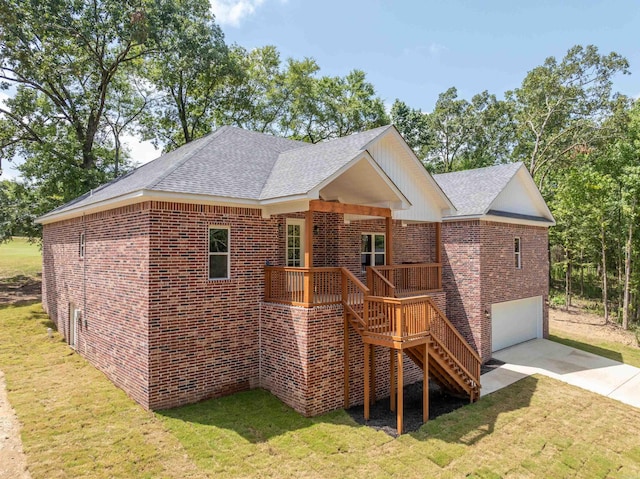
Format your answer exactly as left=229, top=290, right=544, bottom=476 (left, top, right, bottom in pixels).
left=340, top=267, right=481, bottom=433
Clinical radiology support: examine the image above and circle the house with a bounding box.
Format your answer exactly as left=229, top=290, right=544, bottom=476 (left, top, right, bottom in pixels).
left=37, top=125, right=554, bottom=433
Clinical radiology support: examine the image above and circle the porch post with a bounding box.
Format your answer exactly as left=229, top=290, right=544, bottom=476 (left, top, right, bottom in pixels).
left=385, top=216, right=393, bottom=265
left=397, top=349, right=404, bottom=435
left=364, top=343, right=370, bottom=421
left=435, top=222, right=442, bottom=289
left=390, top=348, right=396, bottom=412
left=304, top=209, right=314, bottom=303
left=423, top=342, right=429, bottom=423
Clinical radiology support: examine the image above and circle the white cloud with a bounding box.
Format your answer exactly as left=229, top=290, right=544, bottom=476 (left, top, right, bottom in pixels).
left=402, top=42, right=448, bottom=60
left=121, top=134, right=160, bottom=166
left=428, top=43, right=448, bottom=58
left=210, top=0, right=266, bottom=27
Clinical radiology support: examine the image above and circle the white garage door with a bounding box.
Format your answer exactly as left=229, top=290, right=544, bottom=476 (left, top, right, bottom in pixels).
left=491, top=296, right=543, bottom=352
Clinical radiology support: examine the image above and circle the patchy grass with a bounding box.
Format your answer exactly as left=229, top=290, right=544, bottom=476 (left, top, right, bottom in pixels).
left=550, top=331, right=640, bottom=369
left=0, top=237, right=42, bottom=279
left=2, top=304, right=640, bottom=478
left=0, top=303, right=205, bottom=479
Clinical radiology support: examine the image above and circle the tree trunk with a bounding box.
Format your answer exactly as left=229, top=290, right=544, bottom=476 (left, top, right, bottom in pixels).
left=565, top=247, right=572, bottom=310
left=580, top=249, right=584, bottom=296
left=623, top=220, right=633, bottom=330
left=601, top=224, right=609, bottom=322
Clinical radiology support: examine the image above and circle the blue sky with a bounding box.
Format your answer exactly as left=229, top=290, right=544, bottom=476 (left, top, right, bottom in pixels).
left=2, top=0, right=638, bottom=180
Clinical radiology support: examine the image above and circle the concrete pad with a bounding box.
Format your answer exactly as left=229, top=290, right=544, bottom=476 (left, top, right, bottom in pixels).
left=480, top=367, right=530, bottom=397
left=482, top=339, right=640, bottom=410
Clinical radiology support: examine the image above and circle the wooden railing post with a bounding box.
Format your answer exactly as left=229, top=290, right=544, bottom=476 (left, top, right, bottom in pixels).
left=303, top=269, right=313, bottom=305
left=395, top=302, right=403, bottom=338
left=264, top=267, right=271, bottom=301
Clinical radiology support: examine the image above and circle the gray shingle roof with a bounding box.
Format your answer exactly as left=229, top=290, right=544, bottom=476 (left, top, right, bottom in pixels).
left=433, top=163, right=523, bottom=217
left=41, top=125, right=394, bottom=219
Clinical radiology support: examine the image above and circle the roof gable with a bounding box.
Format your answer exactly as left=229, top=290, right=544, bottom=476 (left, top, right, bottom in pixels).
left=433, top=163, right=555, bottom=226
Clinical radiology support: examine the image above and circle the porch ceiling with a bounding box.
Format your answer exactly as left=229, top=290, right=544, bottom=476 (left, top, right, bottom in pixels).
left=318, top=157, right=408, bottom=210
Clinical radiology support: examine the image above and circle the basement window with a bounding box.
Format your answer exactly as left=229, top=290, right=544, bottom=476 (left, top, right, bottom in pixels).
left=514, top=237, right=522, bottom=269
left=209, top=227, right=230, bottom=280
left=79, top=232, right=85, bottom=259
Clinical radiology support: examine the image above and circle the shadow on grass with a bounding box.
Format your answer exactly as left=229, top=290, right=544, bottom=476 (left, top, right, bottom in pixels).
left=158, top=376, right=538, bottom=445
left=549, top=334, right=624, bottom=363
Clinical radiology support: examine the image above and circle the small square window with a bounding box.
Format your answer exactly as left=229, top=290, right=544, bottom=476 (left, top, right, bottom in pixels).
left=209, top=227, right=229, bottom=279
left=514, top=237, right=522, bottom=269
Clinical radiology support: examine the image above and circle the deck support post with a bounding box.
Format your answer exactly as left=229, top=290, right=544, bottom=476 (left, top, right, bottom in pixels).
left=390, top=348, right=396, bottom=412
left=364, top=342, right=370, bottom=420
left=303, top=210, right=314, bottom=303
left=423, top=342, right=429, bottom=423
left=370, top=345, right=376, bottom=405
left=435, top=222, right=442, bottom=290
left=397, top=349, right=404, bottom=435
left=344, top=315, right=349, bottom=409
left=385, top=216, right=393, bottom=266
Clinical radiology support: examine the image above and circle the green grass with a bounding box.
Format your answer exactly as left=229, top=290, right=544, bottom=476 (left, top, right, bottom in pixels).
left=0, top=236, right=42, bottom=278
left=2, top=303, right=640, bottom=478
left=549, top=331, right=640, bottom=369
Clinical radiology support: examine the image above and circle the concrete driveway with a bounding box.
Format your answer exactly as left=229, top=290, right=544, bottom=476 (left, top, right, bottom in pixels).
left=481, top=338, right=640, bottom=409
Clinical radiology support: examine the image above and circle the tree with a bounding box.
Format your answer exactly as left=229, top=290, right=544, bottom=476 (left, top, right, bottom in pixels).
left=507, top=45, right=629, bottom=187
left=0, top=0, right=153, bottom=187
left=391, top=88, right=513, bottom=172
left=140, top=0, right=232, bottom=149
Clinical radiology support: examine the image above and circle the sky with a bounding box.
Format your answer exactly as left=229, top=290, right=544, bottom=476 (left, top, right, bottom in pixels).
left=2, top=0, right=638, bottom=180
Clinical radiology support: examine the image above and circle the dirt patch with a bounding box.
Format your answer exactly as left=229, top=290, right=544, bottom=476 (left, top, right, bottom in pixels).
left=346, top=361, right=501, bottom=438
left=0, top=276, right=41, bottom=308
left=550, top=306, right=638, bottom=347
left=0, top=371, right=31, bottom=479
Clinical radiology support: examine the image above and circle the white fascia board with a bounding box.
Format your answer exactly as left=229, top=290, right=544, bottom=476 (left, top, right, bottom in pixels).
left=261, top=199, right=311, bottom=218
left=442, top=213, right=554, bottom=227
left=378, top=126, right=457, bottom=212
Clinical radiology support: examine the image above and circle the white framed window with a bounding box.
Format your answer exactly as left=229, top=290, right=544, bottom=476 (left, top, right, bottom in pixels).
left=209, top=226, right=230, bottom=280
left=79, top=232, right=85, bottom=259
left=514, top=237, right=522, bottom=269
left=286, top=218, right=305, bottom=267
left=361, top=233, right=385, bottom=273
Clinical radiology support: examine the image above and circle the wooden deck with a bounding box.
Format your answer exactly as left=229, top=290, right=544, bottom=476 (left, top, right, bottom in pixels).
left=263, top=264, right=481, bottom=435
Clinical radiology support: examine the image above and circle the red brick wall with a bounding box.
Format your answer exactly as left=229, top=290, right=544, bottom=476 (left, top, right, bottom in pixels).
left=146, top=202, right=278, bottom=409
left=479, top=221, right=549, bottom=359
left=42, top=204, right=151, bottom=407
left=442, top=220, right=550, bottom=361
left=441, top=221, right=483, bottom=356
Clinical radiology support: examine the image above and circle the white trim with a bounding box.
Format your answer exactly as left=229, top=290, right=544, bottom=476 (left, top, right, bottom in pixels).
left=360, top=232, right=386, bottom=273
left=442, top=213, right=554, bottom=228
left=514, top=237, right=522, bottom=269
left=208, top=225, right=230, bottom=280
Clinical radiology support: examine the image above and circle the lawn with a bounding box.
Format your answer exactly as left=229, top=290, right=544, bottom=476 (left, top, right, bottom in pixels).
left=0, top=237, right=42, bottom=279
left=1, top=303, right=640, bottom=478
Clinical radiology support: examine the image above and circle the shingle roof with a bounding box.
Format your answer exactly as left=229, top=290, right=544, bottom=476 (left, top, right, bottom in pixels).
left=43, top=126, right=394, bottom=218
left=433, top=163, right=523, bottom=217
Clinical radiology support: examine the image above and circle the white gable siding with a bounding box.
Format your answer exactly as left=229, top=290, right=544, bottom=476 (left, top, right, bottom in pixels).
left=368, top=136, right=443, bottom=222
left=490, top=169, right=548, bottom=218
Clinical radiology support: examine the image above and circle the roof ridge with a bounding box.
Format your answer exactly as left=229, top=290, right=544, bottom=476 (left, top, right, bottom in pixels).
left=147, top=126, right=230, bottom=190
left=433, top=161, right=523, bottom=179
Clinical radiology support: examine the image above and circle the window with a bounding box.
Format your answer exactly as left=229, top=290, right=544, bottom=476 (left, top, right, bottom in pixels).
left=514, top=237, right=522, bottom=269
left=209, top=227, right=230, bottom=279
left=79, top=232, right=85, bottom=259
left=286, top=219, right=305, bottom=267
left=361, top=233, right=385, bottom=273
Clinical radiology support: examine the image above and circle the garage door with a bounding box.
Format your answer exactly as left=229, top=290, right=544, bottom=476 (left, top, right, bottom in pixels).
left=491, top=296, right=543, bottom=352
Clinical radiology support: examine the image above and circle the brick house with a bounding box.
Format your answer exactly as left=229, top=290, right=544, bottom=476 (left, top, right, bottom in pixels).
left=38, top=125, right=554, bottom=433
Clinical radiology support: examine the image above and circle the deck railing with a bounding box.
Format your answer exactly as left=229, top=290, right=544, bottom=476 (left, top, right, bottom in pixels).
left=371, top=263, right=442, bottom=295
left=367, top=267, right=396, bottom=297
left=365, top=295, right=432, bottom=343
left=264, top=267, right=342, bottom=307
left=427, top=299, right=481, bottom=387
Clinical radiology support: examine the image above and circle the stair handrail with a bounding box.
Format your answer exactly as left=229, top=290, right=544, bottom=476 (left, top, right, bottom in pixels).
left=340, top=268, right=369, bottom=328
left=425, top=297, right=481, bottom=388
left=367, top=267, right=396, bottom=297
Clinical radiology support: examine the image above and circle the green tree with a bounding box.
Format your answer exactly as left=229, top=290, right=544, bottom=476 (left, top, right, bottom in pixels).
left=507, top=45, right=629, bottom=187
left=140, top=0, right=232, bottom=150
